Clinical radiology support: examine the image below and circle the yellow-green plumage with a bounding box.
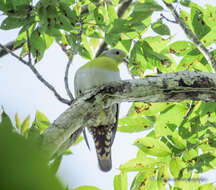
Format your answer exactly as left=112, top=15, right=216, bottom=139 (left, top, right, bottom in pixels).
left=74, top=49, right=126, bottom=171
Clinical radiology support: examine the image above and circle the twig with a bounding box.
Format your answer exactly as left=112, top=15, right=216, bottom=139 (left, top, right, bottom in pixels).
left=162, top=1, right=216, bottom=73
left=179, top=100, right=195, bottom=128
left=184, top=101, right=195, bottom=120
left=117, top=0, right=132, bottom=18
left=0, top=41, right=25, bottom=58
left=95, top=0, right=132, bottom=57
left=26, top=6, right=32, bottom=64
left=0, top=43, right=71, bottom=105
left=64, top=20, right=83, bottom=101
left=26, top=29, right=32, bottom=64
left=160, top=13, right=177, bottom=24
left=0, top=43, right=28, bottom=65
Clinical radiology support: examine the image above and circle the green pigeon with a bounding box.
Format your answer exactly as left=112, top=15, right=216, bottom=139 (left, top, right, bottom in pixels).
left=74, top=49, right=126, bottom=171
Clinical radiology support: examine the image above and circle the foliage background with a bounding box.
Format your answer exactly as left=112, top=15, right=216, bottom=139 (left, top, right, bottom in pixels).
left=1, top=0, right=216, bottom=189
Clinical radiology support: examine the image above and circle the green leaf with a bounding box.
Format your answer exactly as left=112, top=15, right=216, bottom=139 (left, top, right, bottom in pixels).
left=11, top=0, right=30, bottom=6
left=199, top=102, right=216, bottom=116
left=94, top=8, right=104, bottom=25
left=203, top=5, right=216, bottom=28
left=120, top=158, right=159, bottom=172
left=155, top=104, right=187, bottom=136
left=169, top=157, right=186, bottom=178
left=144, top=36, right=171, bottom=54
left=169, top=130, right=187, bottom=149
left=35, top=110, right=50, bottom=132
left=27, top=124, right=41, bottom=142
left=105, top=32, right=120, bottom=46
left=191, top=7, right=210, bottom=39
left=0, top=16, right=26, bottom=30
left=73, top=186, right=101, bottom=190
left=63, top=149, right=72, bottom=155
left=59, top=2, right=77, bottom=24
left=14, top=30, right=27, bottom=48
left=5, top=5, right=30, bottom=19
left=134, top=137, right=171, bottom=157
left=118, top=115, right=153, bottom=133
left=141, top=40, right=171, bottom=70
left=129, top=102, right=171, bottom=116
left=49, top=156, right=63, bottom=174
left=115, top=40, right=132, bottom=53
left=15, top=113, right=21, bottom=129
left=190, top=153, right=215, bottom=173
left=0, top=110, right=13, bottom=130
left=113, top=172, right=128, bottom=190
left=176, top=49, right=203, bottom=71
left=111, top=0, right=119, bottom=6
left=45, top=28, right=62, bottom=41
left=110, top=19, right=132, bottom=34
left=151, top=19, right=170, bottom=35
left=0, top=126, right=65, bottom=190
left=180, top=9, right=194, bottom=32
left=198, top=183, right=214, bottom=190
left=30, top=29, right=47, bottom=62
left=130, top=170, right=158, bottom=190
left=57, top=15, right=74, bottom=31
left=130, top=1, right=163, bottom=24
left=201, top=27, right=216, bottom=46
left=163, top=0, right=177, bottom=3
left=168, top=41, right=195, bottom=56
left=21, top=115, right=31, bottom=133
left=71, top=136, right=83, bottom=146
left=183, top=149, right=198, bottom=161
left=44, top=34, right=55, bottom=49
left=82, top=35, right=93, bottom=59
left=157, top=165, right=171, bottom=189
left=79, top=45, right=92, bottom=60
left=107, top=3, right=117, bottom=21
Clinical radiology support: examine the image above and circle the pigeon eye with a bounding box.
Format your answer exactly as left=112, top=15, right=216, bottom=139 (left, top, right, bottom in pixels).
left=116, top=51, right=120, bottom=55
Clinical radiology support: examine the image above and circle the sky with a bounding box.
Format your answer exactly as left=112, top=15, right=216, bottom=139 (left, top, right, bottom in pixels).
left=1, top=0, right=216, bottom=189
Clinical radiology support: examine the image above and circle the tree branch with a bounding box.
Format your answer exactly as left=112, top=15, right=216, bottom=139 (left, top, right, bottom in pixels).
left=64, top=20, right=83, bottom=101
left=38, top=70, right=216, bottom=158
left=160, top=13, right=177, bottom=24
left=0, top=41, right=25, bottom=58
left=53, top=127, right=83, bottom=158
left=162, top=1, right=216, bottom=72
left=0, top=43, right=71, bottom=105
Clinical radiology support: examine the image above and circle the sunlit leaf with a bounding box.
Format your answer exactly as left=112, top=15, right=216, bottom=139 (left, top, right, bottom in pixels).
left=168, top=41, right=195, bottom=56
left=134, top=137, right=171, bottom=157
left=118, top=115, right=153, bottom=133
left=113, top=172, right=128, bottom=190
left=21, top=115, right=31, bottom=133
left=15, top=113, right=21, bottom=129
left=151, top=19, right=170, bottom=35
left=155, top=104, right=187, bottom=136
left=119, top=158, right=159, bottom=172
left=73, top=186, right=101, bottom=190
left=169, top=157, right=186, bottom=178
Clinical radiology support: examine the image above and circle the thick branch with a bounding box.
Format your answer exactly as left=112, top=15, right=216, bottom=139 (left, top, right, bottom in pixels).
left=53, top=127, right=83, bottom=158
left=0, top=43, right=71, bottom=105
left=163, top=1, right=216, bottom=72
left=39, top=70, right=216, bottom=158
